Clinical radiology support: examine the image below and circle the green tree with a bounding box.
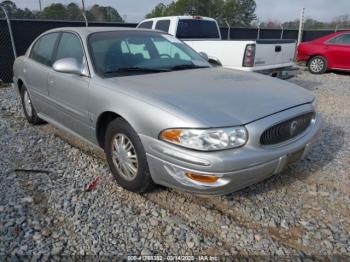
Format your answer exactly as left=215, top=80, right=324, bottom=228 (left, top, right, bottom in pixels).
left=40, top=3, right=68, bottom=20
left=87, top=4, right=123, bottom=22
left=66, top=3, right=83, bottom=21
left=145, top=0, right=256, bottom=26
left=0, top=0, right=37, bottom=19
left=145, top=3, right=168, bottom=18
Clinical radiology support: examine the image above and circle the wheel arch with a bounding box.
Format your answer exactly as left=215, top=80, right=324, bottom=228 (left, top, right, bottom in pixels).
left=16, top=78, right=26, bottom=94
left=95, top=111, right=131, bottom=150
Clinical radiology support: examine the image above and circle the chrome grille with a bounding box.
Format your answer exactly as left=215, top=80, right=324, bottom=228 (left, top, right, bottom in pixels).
left=260, top=112, right=315, bottom=145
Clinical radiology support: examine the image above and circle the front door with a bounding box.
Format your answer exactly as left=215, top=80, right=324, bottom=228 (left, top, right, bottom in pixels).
left=47, top=32, right=92, bottom=139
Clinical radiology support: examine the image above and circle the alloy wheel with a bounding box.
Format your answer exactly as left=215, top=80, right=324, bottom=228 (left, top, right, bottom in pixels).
left=111, top=133, right=139, bottom=181
left=310, top=58, right=325, bottom=73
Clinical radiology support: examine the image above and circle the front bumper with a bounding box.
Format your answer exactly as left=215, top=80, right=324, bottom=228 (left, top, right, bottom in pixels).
left=141, top=104, right=322, bottom=195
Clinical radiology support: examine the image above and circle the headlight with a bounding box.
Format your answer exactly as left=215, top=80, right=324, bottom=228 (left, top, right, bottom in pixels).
left=159, top=127, right=248, bottom=151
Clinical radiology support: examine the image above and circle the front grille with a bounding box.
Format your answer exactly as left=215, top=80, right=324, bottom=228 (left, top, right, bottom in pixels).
left=260, top=112, right=315, bottom=145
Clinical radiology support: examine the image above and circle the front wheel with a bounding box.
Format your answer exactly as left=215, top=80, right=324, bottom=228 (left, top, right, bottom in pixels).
left=105, top=118, right=155, bottom=193
left=308, top=56, right=327, bottom=74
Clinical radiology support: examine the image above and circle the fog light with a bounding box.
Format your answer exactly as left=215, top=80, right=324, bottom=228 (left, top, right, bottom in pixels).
left=185, top=173, right=219, bottom=183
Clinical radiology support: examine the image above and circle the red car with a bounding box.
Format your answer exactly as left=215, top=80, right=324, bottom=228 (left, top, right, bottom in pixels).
left=297, top=31, right=350, bottom=74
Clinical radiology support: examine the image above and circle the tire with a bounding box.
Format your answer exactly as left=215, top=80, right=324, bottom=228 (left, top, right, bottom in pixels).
left=308, top=56, right=327, bottom=74
left=105, top=118, right=155, bottom=193
left=20, top=86, right=44, bottom=125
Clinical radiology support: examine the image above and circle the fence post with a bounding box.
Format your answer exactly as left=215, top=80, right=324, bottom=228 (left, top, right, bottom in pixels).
left=297, top=7, right=305, bottom=45
left=0, top=5, right=17, bottom=58
left=225, top=20, right=231, bottom=40
left=257, top=23, right=261, bottom=40
left=280, top=24, right=284, bottom=39
left=81, top=0, right=88, bottom=27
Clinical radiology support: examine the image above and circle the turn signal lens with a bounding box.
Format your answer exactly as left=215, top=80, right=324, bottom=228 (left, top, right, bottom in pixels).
left=160, top=129, right=181, bottom=142
left=185, top=173, right=219, bottom=183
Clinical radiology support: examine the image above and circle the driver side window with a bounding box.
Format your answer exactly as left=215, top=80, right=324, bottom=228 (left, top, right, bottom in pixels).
left=54, top=32, right=84, bottom=64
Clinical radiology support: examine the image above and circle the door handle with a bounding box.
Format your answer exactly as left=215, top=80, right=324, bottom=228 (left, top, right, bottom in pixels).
left=48, top=77, right=54, bottom=85
left=275, top=45, right=282, bottom=52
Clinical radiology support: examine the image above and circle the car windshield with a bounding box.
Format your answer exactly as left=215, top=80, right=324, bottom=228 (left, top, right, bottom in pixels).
left=88, top=30, right=210, bottom=76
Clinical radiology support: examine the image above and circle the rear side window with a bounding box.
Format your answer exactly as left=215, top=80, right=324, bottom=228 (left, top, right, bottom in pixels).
left=55, top=32, right=84, bottom=64
left=176, top=19, right=220, bottom=39
left=155, top=20, right=170, bottom=32
left=328, top=34, right=350, bottom=45
left=30, top=33, right=60, bottom=66
left=138, top=21, right=153, bottom=29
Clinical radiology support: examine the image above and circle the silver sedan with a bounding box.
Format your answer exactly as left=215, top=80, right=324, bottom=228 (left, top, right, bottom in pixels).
left=13, top=27, right=322, bottom=195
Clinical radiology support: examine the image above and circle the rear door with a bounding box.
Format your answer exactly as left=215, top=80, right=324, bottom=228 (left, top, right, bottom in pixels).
left=48, top=32, right=91, bottom=139
left=25, top=32, right=60, bottom=113
left=326, top=34, right=350, bottom=70
left=254, top=40, right=296, bottom=67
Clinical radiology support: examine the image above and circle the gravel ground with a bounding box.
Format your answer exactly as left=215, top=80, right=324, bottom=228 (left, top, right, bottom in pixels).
left=0, top=70, right=349, bottom=257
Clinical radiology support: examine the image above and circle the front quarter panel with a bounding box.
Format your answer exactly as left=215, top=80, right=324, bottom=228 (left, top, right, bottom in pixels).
left=89, top=78, right=201, bottom=140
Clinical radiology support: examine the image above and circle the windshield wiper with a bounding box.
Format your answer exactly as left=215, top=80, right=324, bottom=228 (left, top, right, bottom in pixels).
left=171, top=64, right=209, bottom=71
left=103, top=67, right=169, bottom=75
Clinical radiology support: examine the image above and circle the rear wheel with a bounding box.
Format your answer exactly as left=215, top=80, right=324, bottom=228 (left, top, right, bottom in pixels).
left=105, top=118, right=155, bottom=193
left=308, top=56, right=327, bottom=74
left=20, top=86, right=44, bottom=125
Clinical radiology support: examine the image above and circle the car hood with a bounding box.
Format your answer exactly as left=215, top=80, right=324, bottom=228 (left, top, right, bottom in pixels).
left=105, top=68, right=314, bottom=127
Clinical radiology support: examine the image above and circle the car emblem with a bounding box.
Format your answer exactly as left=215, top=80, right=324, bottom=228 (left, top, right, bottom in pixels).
left=290, top=120, right=298, bottom=136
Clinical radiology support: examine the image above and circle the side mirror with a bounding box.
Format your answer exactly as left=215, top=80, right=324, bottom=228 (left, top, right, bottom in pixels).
left=53, top=58, right=86, bottom=76
left=199, top=51, right=209, bottom=61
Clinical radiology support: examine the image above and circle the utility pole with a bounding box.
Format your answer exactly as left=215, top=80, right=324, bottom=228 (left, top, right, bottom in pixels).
left=297, top=8, right=305, bottom=45
left=38, top=0, right=42, bottom=11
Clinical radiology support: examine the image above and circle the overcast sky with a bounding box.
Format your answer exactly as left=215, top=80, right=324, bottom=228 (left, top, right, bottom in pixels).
left=11, top=0, right=350, bottom=22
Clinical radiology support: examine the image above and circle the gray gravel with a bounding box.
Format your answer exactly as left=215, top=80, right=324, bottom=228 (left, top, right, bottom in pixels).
left=0, top=70, right=349, bottom=256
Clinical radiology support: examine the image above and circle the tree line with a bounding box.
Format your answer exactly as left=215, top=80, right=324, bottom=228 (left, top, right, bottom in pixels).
left=146, top=0, right=257, bottom=26
left=1, top=0, right=349, bottom=29
left=0, top=0, right=123, bottom=22
left=261, top=15, right=350, bottom=30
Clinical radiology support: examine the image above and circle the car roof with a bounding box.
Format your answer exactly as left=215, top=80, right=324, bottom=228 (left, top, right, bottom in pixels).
left=44, top=27, right=156, bottom=37
left=310, top=30, right=350, bottom=43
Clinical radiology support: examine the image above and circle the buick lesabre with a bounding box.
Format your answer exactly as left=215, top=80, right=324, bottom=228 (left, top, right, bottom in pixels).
left=13, top=27, right=322, bottom=195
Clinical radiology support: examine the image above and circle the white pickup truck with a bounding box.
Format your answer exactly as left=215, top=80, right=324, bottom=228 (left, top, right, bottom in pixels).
left=137, top=16, right=298, bottom=79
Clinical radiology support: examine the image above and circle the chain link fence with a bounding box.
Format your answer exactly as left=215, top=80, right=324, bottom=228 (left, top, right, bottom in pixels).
left=0, top=19, right=15, bottom=84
